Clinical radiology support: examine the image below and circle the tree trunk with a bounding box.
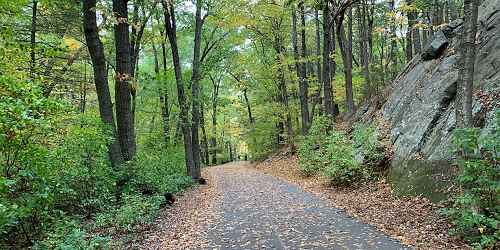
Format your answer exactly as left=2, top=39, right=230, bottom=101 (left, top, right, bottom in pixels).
left=30, top=0, right=37, bottom=78
left=188, top=0, right=204, bottom=179
left=456, top=0, right=479, bottom=128
left=82, top=0, right=124, bottom=167
left=113, top=0, right=136, bottom=161
left=311, top=10, right=322, bottom=120
left=80, top=63, right=88, bottom=114
left=243, top=89, right=254, bottom=124
left=358, top=5, right=372, bottom=98
left=337, top=8, right=354, bottom=116
left=405, top=16, right=413, bottom=61
left=163, top=0, right=195, bottom=172
left=209, top=74, right=220, bottom=165
left=152, top=40, right=170, bottom=146
left=389, top=0, right=398, bottom=79
left=276, top=50, right=293, bottom=142
left=299, top=2, right=310, bottom=133
left=200, top=102, right=210, bottom=165
left=407, top=0, right=422, bottom=55
left=156, top=13, right=171, bottom=146
left=322, top=2, right=337, bottom=119
left=292, top=5, right=309, bottom=135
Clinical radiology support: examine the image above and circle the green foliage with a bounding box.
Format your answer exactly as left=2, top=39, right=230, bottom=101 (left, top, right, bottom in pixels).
left=298, top=116, right=331, bottom=175
left=443, top=111, right=500, bottom=249
left=0, top=75, right=192, bottom=247
left=352, top=123, right=386, bottom=168
left=298, top=116, right=368, bottom=185
left=247, top=121, right=280, bottom=161
left=323, top=131, right=366, bottom=185
left=93, top=193, right=163, bottom=232
left=34, top=219, right=111, bottom=250
left=126, top=145, right=194, bottom=194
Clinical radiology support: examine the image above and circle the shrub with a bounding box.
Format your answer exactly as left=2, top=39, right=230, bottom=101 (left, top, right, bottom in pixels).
left=125, top=145, right=194, bottom=194
left=352, top=123, right=386, bottom=168
left=93, top=193, right=163, bottom=232
left=323, top=131, right=366, bottom=185
left=297, top=116, right=331, bottom=175
left=34, top=219, right=111, bottom=250
left=297, top=116, right=367, bottom=184
left=247, top=121, right=280, bottom=161
left=443, top=110, right=499, bottom=249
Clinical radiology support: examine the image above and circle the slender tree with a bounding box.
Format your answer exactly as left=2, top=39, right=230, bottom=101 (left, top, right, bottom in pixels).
left=456, top=0, right=479, bottom=128
left=30, top=0, right=37, bottom=79
left=113, top=0, right=136, bottom=161
left=189, top=0, right=204, bottom=178
left=299, top=1, right=310, bottom=132
left=82, top=0, right=124, bottom=167
left=337, top=7, right=354, bottom=116
left=162, top=0, right=195, bottom=173
left=322, top=1, right=337, bottom=119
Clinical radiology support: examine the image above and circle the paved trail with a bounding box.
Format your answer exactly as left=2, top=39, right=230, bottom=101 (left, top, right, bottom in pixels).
left=205, top=162, right=408, bottom=250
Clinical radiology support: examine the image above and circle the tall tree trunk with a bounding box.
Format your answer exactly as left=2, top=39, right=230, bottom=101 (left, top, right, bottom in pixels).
left=229, top=142, right=234, bottom=162
left=243, top=88, right=254, bottom=124
left=292, top=5, right=309, bottom=135
left=200, top=102, right=210, bottom=165
left=389, top=0, right=398, bottom=79
left=407, top=0, right=422, bottom=55
left=209, top=74, right=220, bottom=165
left=30, top=0, right=37, bottom=79
left=113, top=0, right=136, bottom=161
left=189, top=0, right=204, bottom=179
left=276, top=48, right=293, bottom=142
left=82, top=0, right=124, bottom=167
left=337, top=8, right=354, bottom=116
left=456, top=0, right=479, bottom=128
left=152, top=40, right=170, bottom=146
left=358, top=5, right=372, bottom=98
left=405, top=13, right=413, bottom=62
left=156, top=13, right=171, bottom=146
left=80, top=63, right=88, bottom=114
left=163, top=1, right=195, bottom=172
left=311, top=10, right=322, bottom=120
left=299, top=2, right=310, bottom=133
left=322, top=2, right=337, bottom=119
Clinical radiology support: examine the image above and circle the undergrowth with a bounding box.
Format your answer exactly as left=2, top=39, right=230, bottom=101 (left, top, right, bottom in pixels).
left=297, top=116, right=378, bottom=185
left=0, top=77, right=194, bottom=248
left=441, top=110, right=499, bottom=249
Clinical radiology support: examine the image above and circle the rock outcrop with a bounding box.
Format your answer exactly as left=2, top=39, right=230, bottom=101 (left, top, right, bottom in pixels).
left=357, top=0, right=500, bottom=163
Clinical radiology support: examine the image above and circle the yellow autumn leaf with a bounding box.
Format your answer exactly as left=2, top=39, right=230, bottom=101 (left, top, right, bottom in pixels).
left=63, top=36, right=81, bottom=52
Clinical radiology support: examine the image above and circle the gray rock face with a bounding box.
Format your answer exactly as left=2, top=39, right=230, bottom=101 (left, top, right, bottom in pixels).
left=422, top=31, right=449, bottom=61
left=356, top=0, right=500, bottom=163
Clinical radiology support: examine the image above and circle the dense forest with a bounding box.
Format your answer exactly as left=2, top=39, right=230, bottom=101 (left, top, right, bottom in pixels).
left=0, top=0, right=498, bottom=249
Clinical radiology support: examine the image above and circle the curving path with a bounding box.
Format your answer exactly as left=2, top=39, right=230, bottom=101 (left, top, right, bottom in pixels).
left=205, top=162, right=409, bottom=250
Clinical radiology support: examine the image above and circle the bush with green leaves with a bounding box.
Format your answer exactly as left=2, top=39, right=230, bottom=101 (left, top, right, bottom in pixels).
left=247, top=120, right=280, bottom=161
left=352, top=123, right=386, bottom=168
left=125, top=145, right=194, bottom=194
left=323, top=131, right=367, bottom=185
left=0, top=76, right=193, bottom=248
left=34, top=219, right=111, bottom=250
left=297, top=116, right=331, bottom=175
left=297, top=116, right=367, bottom=184
left=93, top=193, right=163, bottom=232
left=443, top=110, right=499, bottom=249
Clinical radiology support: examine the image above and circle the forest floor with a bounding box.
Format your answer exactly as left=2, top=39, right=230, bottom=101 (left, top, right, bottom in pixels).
left=138, top=158, right=469, bottom=249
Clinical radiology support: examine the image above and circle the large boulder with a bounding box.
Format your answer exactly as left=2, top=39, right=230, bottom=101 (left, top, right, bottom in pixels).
left=421, top=30, right=449, bottom=61
left=355, top=0, right=500, bottom=200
